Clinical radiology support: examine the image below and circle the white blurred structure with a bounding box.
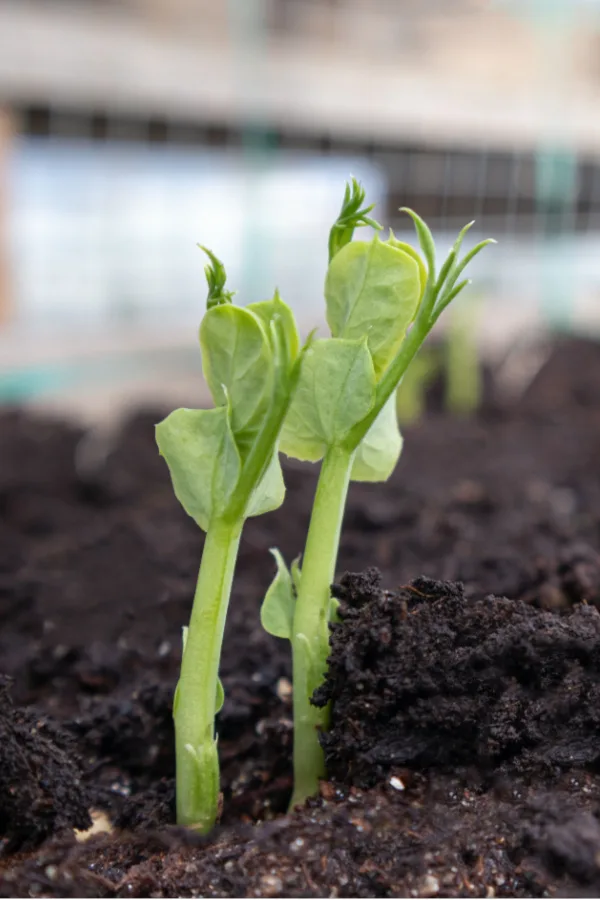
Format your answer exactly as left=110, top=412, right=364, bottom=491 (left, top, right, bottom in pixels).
left=0, top=0, right=599, bottom=152
left=8, top=142, right=383, bottom=333
left=1, top=0, right=600, bottom=409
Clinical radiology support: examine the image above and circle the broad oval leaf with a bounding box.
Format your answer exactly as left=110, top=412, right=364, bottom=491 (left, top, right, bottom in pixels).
left=260, top=549, right=295, bottom=639
left=156, top=406, right=240, bottom=532
left=246, top=450, right=286, bottom=518
left=280, top=338, right=376, bottom=462
left=325, top=237, right=422, bottom=378
left=200, top=305, right=273, bottom=455
left=351, top=391, right=403, bottom=482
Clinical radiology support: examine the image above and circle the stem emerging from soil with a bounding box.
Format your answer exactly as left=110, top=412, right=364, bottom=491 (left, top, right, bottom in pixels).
left=174, top=517, right=241, bottom=831
left=289, top=445, right=354, bottom=810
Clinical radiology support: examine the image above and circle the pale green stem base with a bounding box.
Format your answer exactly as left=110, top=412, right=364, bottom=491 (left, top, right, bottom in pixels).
left=174, top=517, right=241, bottom=831
left=289, top=445, right=354, bottom=810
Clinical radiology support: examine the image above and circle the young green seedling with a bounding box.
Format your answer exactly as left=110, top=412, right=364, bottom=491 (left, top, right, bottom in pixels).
left=396, top=348, right=440, bottom=424
left=445, top=293, right=483, bottom=417
left=156, top=248, right=308, bottom=833
left=261, top=179, right=495, bottom=808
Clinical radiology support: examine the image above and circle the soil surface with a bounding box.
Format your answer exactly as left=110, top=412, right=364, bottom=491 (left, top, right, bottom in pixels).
left=2, top=337, right=600, bottom=896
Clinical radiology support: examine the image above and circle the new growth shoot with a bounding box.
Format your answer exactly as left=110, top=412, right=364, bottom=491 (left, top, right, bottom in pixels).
left=156, top=250, right=309, bottom=833
left=397, top=296, right=484, bottom=425
left=445, top=294, right=483, bottom=417
left=261, top=179, right=495, bottom=808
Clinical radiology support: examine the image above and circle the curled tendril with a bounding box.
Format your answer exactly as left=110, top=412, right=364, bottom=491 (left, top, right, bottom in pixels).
left=198, top=245, right=236, bottom=309
left=328, top=177, right=383, bottom=261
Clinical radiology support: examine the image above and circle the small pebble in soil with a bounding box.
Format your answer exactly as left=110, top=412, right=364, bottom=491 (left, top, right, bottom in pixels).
left=259, top=874, right=283, bottom=896
left=420, top=874, right=440, bottom=896
left=110, top=780, right=131, bottom=797
left=276, top=676, right=292, bottom=702
left=157, top=640, right=171, bottom=657
left=389, top=775, right=405, bottom=791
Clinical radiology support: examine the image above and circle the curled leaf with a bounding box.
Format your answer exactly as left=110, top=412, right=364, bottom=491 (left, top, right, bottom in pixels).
left=260, top=549, right=295, bottom=640
left=351, top=391, right=403, bottom=482
left=156, top=406, right=240, bottom=532
left=291, top=556, right=302, bottom=593
left=200, top=305, right=273, bottom=457
left=246, top=450, right=286, bottom=518
left=387, top=231, right=428, bottom=301
left=247, top=291, right=300, bottom=373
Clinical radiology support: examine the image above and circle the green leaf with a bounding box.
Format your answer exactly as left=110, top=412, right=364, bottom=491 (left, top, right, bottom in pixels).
left=296, top=632, right=326, bottom=697
left=435, top=239, right=496, bottom=319
left=215, top=677, right=225, bottom=714
left=260, top=549, right=295, bottom=639
left=329, top=597, right=341, bottom=623
left=291, top=556, right=302, bottom=593
left=351, top=391, right=403, bottom=482
left=400, top=208, right=436, bottom=281
left=387, top=231, right=428, bottom=301
left=247, top=291, right=300, bottom=370
left=280, top=338, right=376, bottom=462
left=246, top=450, right=286, bottom=518
left=200, top=305, right=273, bottom=455
left=325, top=237, right=422, bottom=379
left=156, top=406, right=240, bottom=532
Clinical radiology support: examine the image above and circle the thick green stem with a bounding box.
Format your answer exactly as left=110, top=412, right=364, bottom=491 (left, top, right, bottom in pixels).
left=289, top=445, right=354, bottom=809
left=174, top=517, right=241, bottom=831
left=289, top=316, right=432, bottom=811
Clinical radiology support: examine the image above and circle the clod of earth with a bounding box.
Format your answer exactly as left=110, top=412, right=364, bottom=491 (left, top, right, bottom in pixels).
left=316, top=572, right=600, bottom=785
left=0, top=677, right=91, bottom=850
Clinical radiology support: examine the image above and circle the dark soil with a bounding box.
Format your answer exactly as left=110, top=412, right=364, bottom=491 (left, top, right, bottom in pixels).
left=317, top=573, right=600, bottom=783
left=2, top=336, right=600, bottom=896
left=0, top=677, right=91, bottom=850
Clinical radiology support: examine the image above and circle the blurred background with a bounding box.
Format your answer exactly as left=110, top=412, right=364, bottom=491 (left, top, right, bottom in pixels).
left=1, top=0, right=600, bottom=417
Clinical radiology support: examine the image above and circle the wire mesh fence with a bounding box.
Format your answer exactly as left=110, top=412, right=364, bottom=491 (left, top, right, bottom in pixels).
left=2, top=0, right=600, bottom=376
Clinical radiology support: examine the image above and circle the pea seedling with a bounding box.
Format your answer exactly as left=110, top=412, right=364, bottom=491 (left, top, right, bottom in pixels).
left=156, top=250, right=309, bottom=832
left=261, top=180, right=495, bottom=808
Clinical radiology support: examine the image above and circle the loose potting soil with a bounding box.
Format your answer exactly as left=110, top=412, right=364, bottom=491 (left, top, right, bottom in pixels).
left=2, top=338, right=600, bottom=896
